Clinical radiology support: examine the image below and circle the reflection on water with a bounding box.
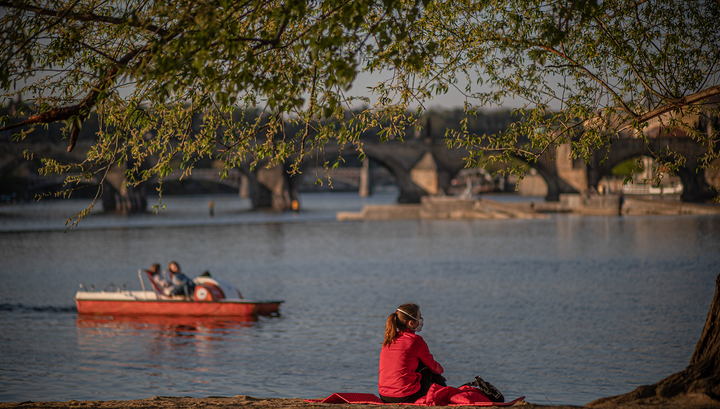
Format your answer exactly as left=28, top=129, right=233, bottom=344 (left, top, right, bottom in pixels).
left=76, top=314, right=263, bottom=377
left=1, top=194, right=719, bottom=405
left=77, top=314, right=259, bottom=335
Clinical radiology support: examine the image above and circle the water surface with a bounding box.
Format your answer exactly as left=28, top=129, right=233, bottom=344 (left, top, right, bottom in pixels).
left=1, top=193, right=718, bottom=405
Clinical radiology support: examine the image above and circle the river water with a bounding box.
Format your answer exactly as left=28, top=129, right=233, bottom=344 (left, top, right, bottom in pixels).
left=1, top=192, right=719, bottom=406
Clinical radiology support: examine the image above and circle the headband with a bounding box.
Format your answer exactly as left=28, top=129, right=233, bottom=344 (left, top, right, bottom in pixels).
left=397, top=308, right=417, bottom=320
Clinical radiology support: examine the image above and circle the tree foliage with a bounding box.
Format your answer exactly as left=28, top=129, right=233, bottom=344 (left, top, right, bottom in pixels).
left=0, top=0, right=432, bottom=224
left=1, top=0, right=719, bottom=224
left=370, top=0, right=720, bottom=180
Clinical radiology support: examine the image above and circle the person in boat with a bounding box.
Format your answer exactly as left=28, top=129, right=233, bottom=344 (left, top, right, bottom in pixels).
left=145, top=263, right=170, bottom=291
left=166, top=261, right=196, bottom=299
left=378, top=303, right=446, bottom=403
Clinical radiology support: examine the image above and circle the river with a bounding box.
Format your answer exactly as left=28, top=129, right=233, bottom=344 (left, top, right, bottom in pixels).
left=1, top=192, right=719, bottom=406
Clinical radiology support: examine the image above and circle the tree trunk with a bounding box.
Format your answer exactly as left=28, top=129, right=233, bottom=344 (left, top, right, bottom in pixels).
left=587, top=274, right=720, bottom=407
left=691, top=275, right=720, bottom=367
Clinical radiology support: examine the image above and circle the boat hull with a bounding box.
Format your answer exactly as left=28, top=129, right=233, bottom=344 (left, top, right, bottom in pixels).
left=74, top=282, right=283, bottom=317
left=75, top=297, right=282, bottom=317
left=76, top=313, right=260, bottom=329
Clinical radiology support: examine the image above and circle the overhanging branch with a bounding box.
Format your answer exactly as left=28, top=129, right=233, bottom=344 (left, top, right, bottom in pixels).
left=0, top=44, right=148, bottom=152
left=0, top=1, right=170, bottom=37
left=634, top=85, right=720, bottom=124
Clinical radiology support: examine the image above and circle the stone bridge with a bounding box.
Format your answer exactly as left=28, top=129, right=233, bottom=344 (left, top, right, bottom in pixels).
left=2, top=125, right=716, bottom=212
left=588, top=135, right=718, bottom=202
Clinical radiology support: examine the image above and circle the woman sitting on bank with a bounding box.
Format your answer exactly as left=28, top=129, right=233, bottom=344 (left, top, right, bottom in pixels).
left=378, top=303, right=446, bottom=403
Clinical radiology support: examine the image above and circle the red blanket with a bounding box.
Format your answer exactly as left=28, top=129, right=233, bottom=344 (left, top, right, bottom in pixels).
left=306, top=385, right=524, bottom=406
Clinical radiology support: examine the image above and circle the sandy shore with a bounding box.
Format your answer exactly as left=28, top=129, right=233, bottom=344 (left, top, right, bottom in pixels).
left=2, top=394, right=719, bottom=409
left=0, top=395, right=556, bottom=409
left=0, top=393, right=720, bottom=409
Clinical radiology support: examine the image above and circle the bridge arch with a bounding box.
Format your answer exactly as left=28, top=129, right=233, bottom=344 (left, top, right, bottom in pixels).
left=294, top=142, right=433, bottom=203
left=590, top=136, right=716, bottom=202
left=293, top=141, right=580, bottom=202
left=0, top=142, right=104, bottom=201
left=361, top=150, right=427, bottom=203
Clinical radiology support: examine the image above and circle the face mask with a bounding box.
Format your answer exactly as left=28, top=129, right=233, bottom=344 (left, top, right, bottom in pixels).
left=397, top=309, right=423, bottom=332
left=415, top=317, right=424, bottom=332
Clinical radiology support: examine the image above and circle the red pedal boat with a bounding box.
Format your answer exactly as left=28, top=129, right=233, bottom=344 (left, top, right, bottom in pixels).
left=75, top=270, right=283, bottom=317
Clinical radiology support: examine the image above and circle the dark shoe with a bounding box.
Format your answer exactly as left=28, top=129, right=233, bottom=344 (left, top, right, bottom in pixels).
left=462, top=376, right=504, bottom=403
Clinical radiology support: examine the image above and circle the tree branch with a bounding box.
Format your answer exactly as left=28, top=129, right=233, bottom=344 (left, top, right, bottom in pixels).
left=0, top=45, right=148, bottom=151
left=0, top=1, right=169, bottom=37
left=633, top=85, right=720, bottom=125
left=80, top=41, right=119, bottom=63
left=528, top=40, right=639, bottom=118
left=299, top=65, right=318, bottom=158
left=592, top=16, right=666, bottom=104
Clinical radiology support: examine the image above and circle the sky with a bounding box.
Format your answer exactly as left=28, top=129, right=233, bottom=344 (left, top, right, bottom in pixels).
left=350, top=70, right=470, bottom=111
left=348, top=68, right=549, bottom=112
left=4, top=59, right=537, bottom=113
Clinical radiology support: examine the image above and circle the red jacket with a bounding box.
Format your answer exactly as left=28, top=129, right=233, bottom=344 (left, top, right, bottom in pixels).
left=378, top=330, right=444, bottom=398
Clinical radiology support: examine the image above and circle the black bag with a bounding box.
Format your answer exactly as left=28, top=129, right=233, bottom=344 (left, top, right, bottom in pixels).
left=462, top=376, right=504, bottom=403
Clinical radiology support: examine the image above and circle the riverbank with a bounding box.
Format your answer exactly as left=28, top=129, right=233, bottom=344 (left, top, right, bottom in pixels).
left=337, top=196, right=548, bottom=220
left=532, top=194, right=720, bottom=216
left=337, top=194, right=720, bottom=221
left=3, top=396, right=543, bottom=409
left=1, top=394, right=719, bottom=409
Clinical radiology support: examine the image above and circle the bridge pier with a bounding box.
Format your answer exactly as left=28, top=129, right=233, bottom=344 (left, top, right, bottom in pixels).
left=410, top=152, right=452, bottom=196
left=362, top=145, right=429, bottom=203
left=359, top=157, right=372, bottom=197
left=532, top=165, right=580, bottom=201
left=523, top=146, right=580, bottom=201
left=677, top=162, right=717, bottom=202
left=362, top=142, right=463, bottom=203
left=101, top=164, right=148, bottom=213
left=102, top=181, right=148, bottom=212
left=384, top=157, right=428, bottom=203
left=245, top=164, right=299, bottom=211
left=239, top=173, right=250, bottom=198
